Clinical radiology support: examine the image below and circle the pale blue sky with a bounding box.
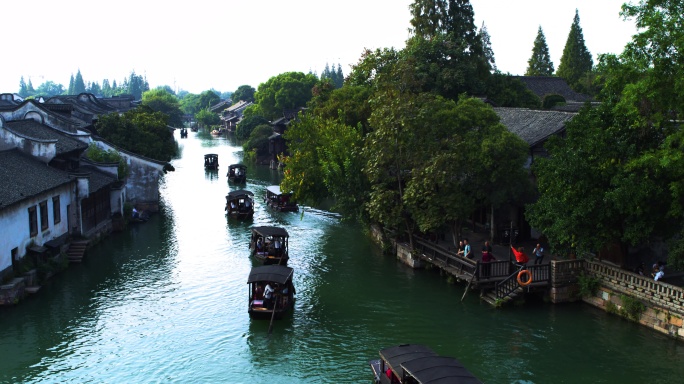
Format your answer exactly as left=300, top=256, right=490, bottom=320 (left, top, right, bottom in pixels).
left=3, top=0, right=636, bottom=95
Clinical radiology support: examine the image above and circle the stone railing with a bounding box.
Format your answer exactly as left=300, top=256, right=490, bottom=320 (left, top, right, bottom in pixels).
left=585, top=260, right=684, bottom=317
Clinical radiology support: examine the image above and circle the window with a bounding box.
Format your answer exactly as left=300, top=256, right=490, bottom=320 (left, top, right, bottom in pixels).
left=28, top=206, right=37, bottom=237
left=40, top=201, right=48, bottom=231
left=53, top=196, right=61, bottom=225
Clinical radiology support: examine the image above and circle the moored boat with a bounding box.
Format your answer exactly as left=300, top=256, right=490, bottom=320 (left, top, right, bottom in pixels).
left=225, top=190, right=254, bottom=219
left=227, top=164, right=247, bottom=184
left=369, top=344, right=482, bottom=384
left=247, top=264, right=295, bottom=320
left=180, top=127, right=188, bottom=138
left=249, top=226, right=289, bottom=265
left=265, top=185, right=298, bottom=212
left=204, top=154, right=219, bottom=170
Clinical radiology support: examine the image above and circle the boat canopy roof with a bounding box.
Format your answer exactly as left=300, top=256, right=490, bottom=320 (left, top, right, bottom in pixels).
left=266, top=185, right=292, bottom=196
left=401, top=356, right=482, bottom=384
left=251, top=226, right=289, bottom=238
left=205, top=153, right=218, bottom=158
left=379, top=344, right=437, bottom=376
left=247, top=265, right=294, bottom=284
left=229, top=163, right=247, bottom=169
left=227, top=189, right=254, bottom=199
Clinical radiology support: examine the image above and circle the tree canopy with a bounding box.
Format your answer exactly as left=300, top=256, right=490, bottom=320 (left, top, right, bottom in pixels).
left=231, top=85, right=256, bottom=103
left=142, top=88, right=184, bottom=127
left=254, top=72, right=318, bottom=120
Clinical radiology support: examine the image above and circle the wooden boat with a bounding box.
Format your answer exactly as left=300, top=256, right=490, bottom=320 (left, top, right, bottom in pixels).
left=369, top=344, right=482, bottom=384
left=227, top=164, right=247, bottom=184
left=180, top=127, right=188, bottom=138
left=265, top=185, right=298, bottom=212
left=247, top=264, right=295, bottom=320
left=225, top=189, right=254, bottom=219
left=204, top=154, right=219, bottom=170
left=249, top=226, right=289, bottom=265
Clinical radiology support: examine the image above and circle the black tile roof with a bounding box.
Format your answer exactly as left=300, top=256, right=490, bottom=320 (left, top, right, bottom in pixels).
left=5, top=119, right=88, bottom=155
left=0, top=149, right=74, bottom=208
left=514, top=76, right=593, bottom=102
left=77, top=165, right=118, bottom=193
left=494, top=107, right=576, bottom=146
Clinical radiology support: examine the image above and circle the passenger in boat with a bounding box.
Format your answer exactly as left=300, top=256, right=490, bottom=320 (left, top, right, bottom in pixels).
left=255, top=284, right=264, bottom=300
left=230, top=201, right=236, bottom=211
left=264, top=283, right=275, bottom=309
left=132, top=207, right=139, bottom=219
left=245, top=199, right=251, bottom=209
left=256, top=238, right=263, bottom=253
left=274, top=238, right=282, bottom=257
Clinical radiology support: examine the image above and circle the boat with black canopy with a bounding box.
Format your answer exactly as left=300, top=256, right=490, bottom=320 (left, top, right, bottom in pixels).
left=265, top=185, right=298, bottom=212
left=225, top=190, right=254, bottom=219
left=247, top=264, right=295, bottom=320
left=369, top=344, right=482, bottom=384
left=204, top=154, right=219, bottom=170
left=227, top=164, right=247, bottom=184
left=249, top=226, right=289, bottom=265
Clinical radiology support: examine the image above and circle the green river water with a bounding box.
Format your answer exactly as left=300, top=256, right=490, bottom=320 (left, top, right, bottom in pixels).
left=1, top=131, right=683, bottom=384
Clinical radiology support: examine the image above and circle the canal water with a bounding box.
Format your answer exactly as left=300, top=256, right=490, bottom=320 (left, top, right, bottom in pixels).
left=2, top=130, right=684, bottom=384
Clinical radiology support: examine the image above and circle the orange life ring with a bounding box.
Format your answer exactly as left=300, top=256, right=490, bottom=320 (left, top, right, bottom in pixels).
left=517, top=270, right=533, bottom=286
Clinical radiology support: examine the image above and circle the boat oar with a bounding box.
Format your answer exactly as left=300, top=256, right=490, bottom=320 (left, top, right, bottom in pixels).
left=267, top=293, right=279, bottom=335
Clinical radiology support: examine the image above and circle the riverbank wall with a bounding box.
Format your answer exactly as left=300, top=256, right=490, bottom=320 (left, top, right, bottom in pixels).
left=369, top=224, right=684, bottom=341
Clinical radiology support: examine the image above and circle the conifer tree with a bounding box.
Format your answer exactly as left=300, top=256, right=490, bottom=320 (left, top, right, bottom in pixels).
left=68, top=74, right=75, bottom=95
left=74, top=69, right=86, bottom=94
left=27, top=79, right=35, bottom=96
left=557, top=9, right=593, bottom=89
left=335, top=63, right=344, bottom=88
left=478, top=22, right=496, bottom=73
left=526, top=26, right=555, bottom=76
left=18, top=76, right=28, bottom=97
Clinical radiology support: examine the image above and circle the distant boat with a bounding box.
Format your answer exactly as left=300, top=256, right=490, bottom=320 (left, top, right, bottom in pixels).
left=179, top=128, right=188, bottom=138
left=227, top=164, right=247, bottom=184
left=225, top=189, right=254, bottom=219
left=204, top=154, right=219, bottom=170
left=264, top=185, right=298, bottom=212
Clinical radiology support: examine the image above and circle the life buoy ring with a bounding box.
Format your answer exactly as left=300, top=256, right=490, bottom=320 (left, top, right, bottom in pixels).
left=517, top=270, right=533, bottom=286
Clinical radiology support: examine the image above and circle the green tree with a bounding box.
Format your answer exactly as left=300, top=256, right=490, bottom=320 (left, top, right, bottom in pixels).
left=526, top=26, right=555, bottom=76
left=142, top=88, right=184, bottom=127
left=180, top=93, right=202, bottom=115
left=194, top=108, right=220, bottom=129
left=127, top=71, right=149, bottom=100
left=198, top=90, right=220, bottom=109
left=95, top=106, right=176, bottom=161
left=557, top=10, right=593, bottom=91
left=68, top=74, right=75, bottom=95
left=88, top=81, right=101, bottom=96
left=84, top=143, right=129, bottom=179
left=18, top=76, right=28, bottom=97
left=235, top=114, right=270, bottom=140
left=74, top=69, right=86, bottom=94
left=243, top=124, right=273, bottom=157
left=478, top=22, right=496, bottom=73
left=35, top=81, right=66, bottom=97
left=231, top=85, right=256, bottom=103
left=254, top=72, right=318, bottom=120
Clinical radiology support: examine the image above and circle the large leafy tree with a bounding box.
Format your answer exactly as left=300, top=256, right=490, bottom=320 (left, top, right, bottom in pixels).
left=35, top=81, right=65, bottom=97
left=526, top=26, right=555, bottom=76
left=127, top=71, right=149, bottom=100
left=231, top=85, right=256, bottom=103
left=142, top=88, right=184, bottom=127
left=95, top=106, right=176, bottom=161
left=254, top=72, right=318, bottom=120
left=236, top=114, right=270, bottom=140
left=194, top=108, right=220, bottom=129
left=556, top=9, right=593, bottom=92
left=198, top=90, right=221, bottom=109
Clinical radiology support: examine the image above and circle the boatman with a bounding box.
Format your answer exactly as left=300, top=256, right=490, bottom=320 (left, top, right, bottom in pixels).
left=264, top=283, right=275, bottom=309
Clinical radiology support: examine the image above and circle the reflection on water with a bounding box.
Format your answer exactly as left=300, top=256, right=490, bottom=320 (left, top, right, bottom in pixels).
left=1, top=130, right=684, bottom=383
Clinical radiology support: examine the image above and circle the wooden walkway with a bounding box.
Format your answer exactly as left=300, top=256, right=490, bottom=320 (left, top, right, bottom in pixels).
left=413, top=237, right=551, bottom=304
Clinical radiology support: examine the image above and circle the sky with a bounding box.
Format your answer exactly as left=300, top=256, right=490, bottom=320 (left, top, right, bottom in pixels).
left=3, top=0, right=638, bottom=96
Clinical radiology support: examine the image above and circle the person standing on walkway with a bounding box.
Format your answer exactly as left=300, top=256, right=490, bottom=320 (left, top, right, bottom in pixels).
left=533, top=244, right=544, bottom=265
left=481, top=241, right=496, bottom=277
left=457, top=240, right=465, bottom=257
left=464, top=239, right=472, bottom=259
